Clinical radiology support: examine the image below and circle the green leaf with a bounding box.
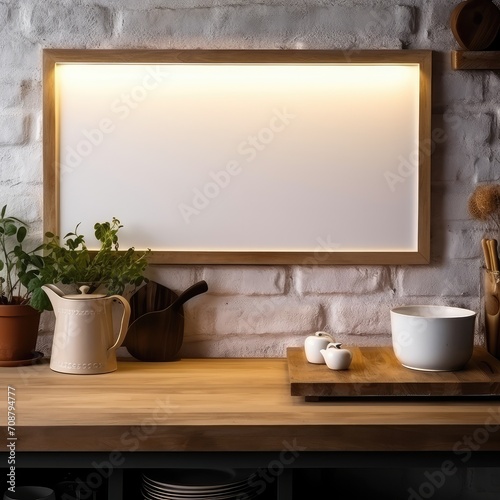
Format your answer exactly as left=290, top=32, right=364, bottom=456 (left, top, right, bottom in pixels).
left=20, top=271, right=37, bottom=288
left=30, top=243, right=45, bottom=253
left=17, top=250, right=30, bottom=262
left=16, top=226, right=27, bottom=243
left=5, top=223, right=16, bottom=236
left=0, top=261, right=3, bottom=271
left=30, top=287, right=52, bottom=312
left=0, top=205, right=6, bottom=218
left=30, top=255, right=44, bottom=268
left=26, top=276, right=41, bottom=292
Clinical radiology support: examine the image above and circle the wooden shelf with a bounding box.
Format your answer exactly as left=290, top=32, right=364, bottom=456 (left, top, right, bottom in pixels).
left=452, top=50, right=500, bottom=69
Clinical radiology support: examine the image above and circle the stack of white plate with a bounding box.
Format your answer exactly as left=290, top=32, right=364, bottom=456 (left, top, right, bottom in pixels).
left=141, top=468, right=261, bottom=500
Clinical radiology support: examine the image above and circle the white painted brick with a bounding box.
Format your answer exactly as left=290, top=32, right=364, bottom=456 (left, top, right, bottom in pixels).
left=440, top=106, right=472, bottom=136
left=438, top=106, right=492, bottom=159
left=0, top=185, right=41, bottom=223
left=474, top=156, right=500, bottom=183
left=428, top=27, right=462, bottom=51
left=0, top=81, right=22, bottom=107
left=96, top=0, right=339, bottom=8
left=433, top=180, right=486, bottom=222
left=0, top=146, right=42, bottom=184
left=185, top=295, right=323, bottom=335
left=0, top=36, right=39, bottom=77
left=0, top=4, right=8, bottom=30
left=434, top=72, right=485, bottom=107
left=395, top=6, right=416, bottom=34
left=180, top=332, right=302, bottom=358
left=20, top=80, right=41, bottom=111
left=428, top=1, right=460, bottom=28
left=452, top=112, right=493, bottom=148
left=323, top=292, right=478, bottom=340
left=21, top=3, right=112, bottom=45
left=295, top=267, right=391, bottom=295
left=430, top=114, right=475, bottom=182
left=302, top=5, right=415, bottom=40
left=431, top=147, right=475, bottom=182
left=425, top=1, right=463, bottom=49
left=121, top=5, right=415, bottom=46
left=486, top=71, right=500, bottom=103
left=325, top=296, right=394, bottom=338
left=201, top=266, right=285, bottom=295
left=447, top=224, right=483, bottom=259
left=144, top=265, right=201, bottom=297
left=0, top=113, right=27, bottom=145
left=39, top=311, right=55, bottom=338
left=120, top=7, right=221, bottom=41
left=324, top=293, right=480, bottom=340
left=398, top=260, right=479, bottom=297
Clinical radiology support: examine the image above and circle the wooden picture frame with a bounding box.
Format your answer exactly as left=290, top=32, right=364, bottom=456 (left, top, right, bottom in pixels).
left=43, top=49, right=431, bottom=265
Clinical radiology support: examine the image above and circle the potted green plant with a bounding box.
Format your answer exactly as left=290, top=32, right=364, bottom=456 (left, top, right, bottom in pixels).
left=41, top=217, right=150, bottom=297
left=0, top=205, right=49, bottom=362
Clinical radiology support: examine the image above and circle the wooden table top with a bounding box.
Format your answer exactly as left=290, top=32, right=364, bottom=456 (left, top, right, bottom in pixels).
left=2, top=357, right=500, bottom=452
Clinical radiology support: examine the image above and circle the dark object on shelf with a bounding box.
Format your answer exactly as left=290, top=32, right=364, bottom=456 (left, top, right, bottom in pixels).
left=3, top=486, right=55, bottom=499
left=140, top=467, right=261, bottom=498
left=450, top=0, right=500, bottom=50
left=124, top=280, right=208, bottom=361
left=54, top=476, right=81, bottom=500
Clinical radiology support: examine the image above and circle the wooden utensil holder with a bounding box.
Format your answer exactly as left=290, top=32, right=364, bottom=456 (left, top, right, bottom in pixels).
left=482, top=268, right=500, bottom=358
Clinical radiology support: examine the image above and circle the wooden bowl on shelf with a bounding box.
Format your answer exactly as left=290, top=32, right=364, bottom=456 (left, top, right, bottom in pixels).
left=450, top=0, right=500, bottom=50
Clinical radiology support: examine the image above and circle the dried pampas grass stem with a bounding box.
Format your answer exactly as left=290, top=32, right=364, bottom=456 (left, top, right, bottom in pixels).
left=468, top=184, right=500, bottom=229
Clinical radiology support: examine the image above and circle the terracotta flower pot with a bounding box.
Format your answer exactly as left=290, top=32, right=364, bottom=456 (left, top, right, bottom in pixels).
left=0, top=304, right=41, bottom=361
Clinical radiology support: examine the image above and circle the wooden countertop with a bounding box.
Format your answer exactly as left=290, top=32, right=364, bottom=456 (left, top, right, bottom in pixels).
left=2, top=357, right=500, bottom=452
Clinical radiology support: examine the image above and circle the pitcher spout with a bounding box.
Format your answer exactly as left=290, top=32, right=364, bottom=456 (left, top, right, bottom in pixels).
left=41, top=284, right=65, bottom=311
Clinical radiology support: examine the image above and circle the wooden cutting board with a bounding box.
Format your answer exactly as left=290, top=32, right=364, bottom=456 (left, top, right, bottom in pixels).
left=287, top=346, right=500, bottom=400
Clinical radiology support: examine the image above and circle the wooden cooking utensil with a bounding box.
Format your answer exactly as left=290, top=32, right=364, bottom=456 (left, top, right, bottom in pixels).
left=482, top=237, right=492, bottom=270
left=125, top=280, right=208, bottom=362
left=484, top=241, right=500, bottom=357
left=485, top=293, right=500, bottom=356
left=450, top=0, right=500, bottom=50
left=487, top=238, right=500, bottom=272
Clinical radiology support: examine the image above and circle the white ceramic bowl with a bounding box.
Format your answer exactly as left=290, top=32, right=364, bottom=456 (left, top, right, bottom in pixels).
left=390, top=305, right=477, bottom=371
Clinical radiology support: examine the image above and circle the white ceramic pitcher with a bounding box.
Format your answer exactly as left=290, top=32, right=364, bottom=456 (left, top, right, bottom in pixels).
left=42, top=284, right=131, bottom=375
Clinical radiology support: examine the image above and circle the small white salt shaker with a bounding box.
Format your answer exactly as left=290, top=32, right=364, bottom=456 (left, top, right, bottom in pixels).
left=304, top=331, right=334, bottom=364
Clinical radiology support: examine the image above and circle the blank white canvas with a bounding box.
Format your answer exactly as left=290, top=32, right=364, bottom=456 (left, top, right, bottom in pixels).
left=56, top=63, right=420, bottom=252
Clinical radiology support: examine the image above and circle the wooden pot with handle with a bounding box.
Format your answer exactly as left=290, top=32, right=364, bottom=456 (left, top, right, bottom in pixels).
left=124, top=280, right=208, bottom=361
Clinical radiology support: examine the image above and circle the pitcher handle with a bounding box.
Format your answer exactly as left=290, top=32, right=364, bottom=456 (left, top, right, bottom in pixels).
left=107, top=295, right=131, bottom=353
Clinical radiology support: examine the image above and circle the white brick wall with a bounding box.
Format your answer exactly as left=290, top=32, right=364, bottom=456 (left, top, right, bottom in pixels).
left=0, top=112, right=27, bottom=145
left=21, top=3, right=113, bottom=45
left=0, top=0, right=497, bottom=365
